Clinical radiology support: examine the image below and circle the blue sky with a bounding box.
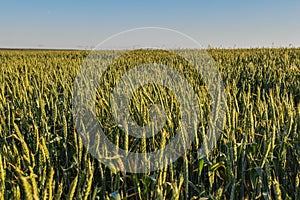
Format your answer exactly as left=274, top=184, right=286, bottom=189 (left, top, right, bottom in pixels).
left=0, top=0, right=299, bottom=49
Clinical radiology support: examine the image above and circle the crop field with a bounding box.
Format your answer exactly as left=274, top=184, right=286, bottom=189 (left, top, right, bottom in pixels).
left=0, top=48, right=299, bottom=199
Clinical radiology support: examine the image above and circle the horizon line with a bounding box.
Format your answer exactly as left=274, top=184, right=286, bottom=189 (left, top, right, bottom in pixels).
left=1, top=46, right=300, bottom=51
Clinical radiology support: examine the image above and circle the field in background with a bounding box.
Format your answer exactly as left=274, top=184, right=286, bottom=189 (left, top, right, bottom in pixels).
left=0, top=48, right=299, bottom=199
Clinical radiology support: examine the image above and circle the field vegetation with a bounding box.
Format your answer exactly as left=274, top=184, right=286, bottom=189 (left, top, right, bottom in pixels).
left=0, top=48, right=299, bottom=199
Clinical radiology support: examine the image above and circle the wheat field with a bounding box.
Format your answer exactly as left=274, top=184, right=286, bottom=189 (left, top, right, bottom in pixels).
left=0, top=48, right=299, bottom=199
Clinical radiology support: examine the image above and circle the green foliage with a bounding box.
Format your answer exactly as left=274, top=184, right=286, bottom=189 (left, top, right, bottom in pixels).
left=0, top=48, right=299, bottom=199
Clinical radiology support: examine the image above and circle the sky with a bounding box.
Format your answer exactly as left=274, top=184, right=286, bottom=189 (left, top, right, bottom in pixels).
left=0, top=0, right=300, bottom=49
